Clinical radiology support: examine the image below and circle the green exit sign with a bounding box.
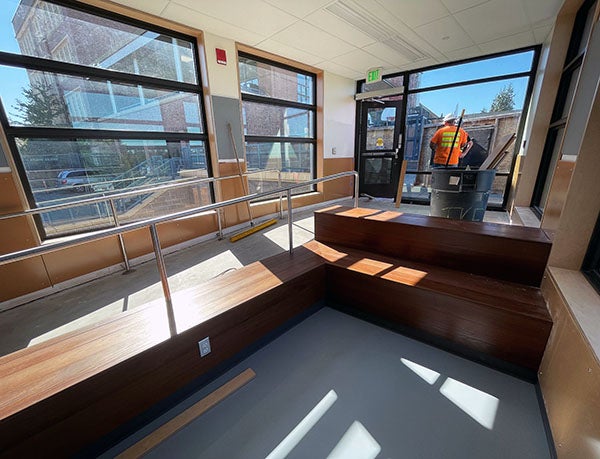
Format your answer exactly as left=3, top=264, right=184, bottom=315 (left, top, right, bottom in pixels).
left=367, top=67, right=382, bottom=83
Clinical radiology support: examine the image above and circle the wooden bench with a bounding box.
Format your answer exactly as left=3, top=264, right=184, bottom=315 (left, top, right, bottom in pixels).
left=0, top=206, right=553, bottom=456
left=312, top=205, right=553, bottom=374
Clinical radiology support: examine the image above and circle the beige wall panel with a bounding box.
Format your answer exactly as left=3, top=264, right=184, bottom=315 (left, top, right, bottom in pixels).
left=42, top=238, right=123, bottom=285
left=0, top=258, right=50, bottom=302
left=515, top=12, right=576, bottom=206
left=0, top=173, right=38, bottom=255
left=156, top=214, right=219, bottom=248
left=541, top=274, right=600, bottom=458
left=540, top=160, right=575, bottom=234
left=323, top=158, right=354, bottom=201
left=121, top=228, right=153, bottom=260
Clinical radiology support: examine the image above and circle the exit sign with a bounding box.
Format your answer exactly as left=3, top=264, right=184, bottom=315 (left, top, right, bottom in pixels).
left=367, top=67, right=382, bottom=83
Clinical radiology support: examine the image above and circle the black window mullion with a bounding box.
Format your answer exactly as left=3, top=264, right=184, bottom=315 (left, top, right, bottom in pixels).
left=0, top=51, right=200, bottom=94
left=5, top=127, right=207, bottom=141
left=407, top=71, right=532, bottom=96
left=241, top=93, right=315, bottom=111
left=245, top=135, right=316, bottom=144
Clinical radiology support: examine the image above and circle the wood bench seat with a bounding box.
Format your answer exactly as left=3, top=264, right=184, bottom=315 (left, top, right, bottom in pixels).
left=0, top=247, right=326, bottom=458
left=314, top=206, right=553, bottom=286
left=0, top=206, right=554, bottom=457
left=305, top=240, right=552, bottom=371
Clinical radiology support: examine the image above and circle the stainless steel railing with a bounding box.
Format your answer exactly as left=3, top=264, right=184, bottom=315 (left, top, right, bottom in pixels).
left=1, top=169, right=284, bottom=271
left=0, top=171, right=359, bottom=318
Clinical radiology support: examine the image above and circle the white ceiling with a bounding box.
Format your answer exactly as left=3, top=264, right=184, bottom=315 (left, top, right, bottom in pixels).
left=111, top=0, right=564, bottom=80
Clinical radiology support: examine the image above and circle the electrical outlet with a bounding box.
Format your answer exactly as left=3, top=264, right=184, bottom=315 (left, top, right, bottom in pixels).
left=198, top=337, right=211, bottom=357
left=332, top=147, right=337, bottom=155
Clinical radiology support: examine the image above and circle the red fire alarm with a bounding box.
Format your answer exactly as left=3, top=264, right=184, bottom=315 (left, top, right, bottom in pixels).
left=216, top=48, right=227, bottom=65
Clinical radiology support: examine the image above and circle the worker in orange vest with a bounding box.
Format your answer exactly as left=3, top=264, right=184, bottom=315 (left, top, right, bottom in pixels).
left=429, top=113, right=471, bottom=168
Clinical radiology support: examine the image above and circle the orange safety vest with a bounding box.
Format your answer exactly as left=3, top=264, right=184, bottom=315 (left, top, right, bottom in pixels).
left=431, top=126, right=468, bottom=166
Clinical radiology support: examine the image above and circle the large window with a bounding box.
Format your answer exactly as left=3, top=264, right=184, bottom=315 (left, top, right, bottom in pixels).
left=357, top=48, right=537, bottom=209
left=238, top=53, right=316, bottom=195
left=0, top=0, right=211, bottom=238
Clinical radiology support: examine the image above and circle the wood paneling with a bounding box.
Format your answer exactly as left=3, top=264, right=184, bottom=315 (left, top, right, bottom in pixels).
left=0, top=258, right=51, bottom=302
left=315, top=206, right=552, bottom=286
left=541, top=159, right=575, bottom=232
left=540, top=270, right=600, bottom=458
left=322, top=158, right=354, bottom=201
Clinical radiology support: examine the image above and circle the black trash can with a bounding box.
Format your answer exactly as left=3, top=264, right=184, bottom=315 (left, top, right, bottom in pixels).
left=430, top=169, right=496, bottom=222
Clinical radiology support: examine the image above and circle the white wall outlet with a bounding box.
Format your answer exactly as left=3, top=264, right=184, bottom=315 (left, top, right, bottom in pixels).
left=332, top=147, right=337, bottom=155
left=199, top=337, right=211, bottom=357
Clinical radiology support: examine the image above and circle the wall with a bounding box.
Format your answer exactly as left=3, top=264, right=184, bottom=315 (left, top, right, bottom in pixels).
left=322, top=72, right=356, bottom=200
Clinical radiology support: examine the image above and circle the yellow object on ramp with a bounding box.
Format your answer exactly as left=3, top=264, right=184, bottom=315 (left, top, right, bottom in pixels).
left=229, top=218, right=278, bottom=242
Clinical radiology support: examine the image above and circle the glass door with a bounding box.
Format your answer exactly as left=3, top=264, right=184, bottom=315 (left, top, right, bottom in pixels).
left=357, top=99, right=404, bottom=198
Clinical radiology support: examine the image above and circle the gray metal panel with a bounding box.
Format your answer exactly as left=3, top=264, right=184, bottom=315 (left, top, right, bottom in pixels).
left=0, top=141, right=8, bottom=168
left=211, top=95, right=244, bottom=161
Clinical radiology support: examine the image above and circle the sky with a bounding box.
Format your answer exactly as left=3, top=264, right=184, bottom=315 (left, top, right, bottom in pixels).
left=412, top=51, right=534, bottom=117
left=0, top=1, right=27, bottom=118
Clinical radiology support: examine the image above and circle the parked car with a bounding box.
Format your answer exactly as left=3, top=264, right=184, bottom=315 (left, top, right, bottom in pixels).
left=56, top=169, right=114, bottom=192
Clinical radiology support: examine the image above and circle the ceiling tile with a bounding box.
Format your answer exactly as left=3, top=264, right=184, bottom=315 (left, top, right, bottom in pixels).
left=331, top=48, right=392, bottom=74
left=264, top=0, right=337, bottom=18
left=162, top=3, right=266, bottom=44
left=316, top=60, right=363, bottom=79
left=304, top=10, right=376, bottom=48
left=522, top=0, right=564, bottom=27
left=478, top=30, right=535, bottom=54
left=415, top=16, right=475, bottom=52
left=454, top=0, right=531, bottom=43
left=362, top=42, right=413, bottom=67
left=440, top=0, right=489, bottom=13
left=269, top=21, right=356, bottom=59
left=256, top=39, right=324, bottom=65
left=173, top=0, right=297, bottom=36
left=113, top=0, right=169, bottom=16
left=533, top=24, right=553, bottom=44
left=378, top=0, right=450, bottom=28
left=443, top=45, right=482, bottom=61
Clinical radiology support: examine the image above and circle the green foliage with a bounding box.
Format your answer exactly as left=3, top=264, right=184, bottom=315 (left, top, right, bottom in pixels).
left=490, top=83, right=515, bottom=113
left=12, top=81, right=69, bottom=126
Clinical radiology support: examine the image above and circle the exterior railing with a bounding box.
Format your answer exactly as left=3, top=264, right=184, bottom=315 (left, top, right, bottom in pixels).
left=0, top=171, right=359, bottom=322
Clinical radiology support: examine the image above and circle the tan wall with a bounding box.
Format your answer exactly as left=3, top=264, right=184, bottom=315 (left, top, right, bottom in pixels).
left=540, top=269, right=600, bottom=458
left=515, top=2, right=582, bottom=207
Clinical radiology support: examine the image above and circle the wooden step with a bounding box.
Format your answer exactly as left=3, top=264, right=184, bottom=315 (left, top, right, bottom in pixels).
left=305, top=240, right=552, bottom=371
left=314, top=206, right=552, bottom=287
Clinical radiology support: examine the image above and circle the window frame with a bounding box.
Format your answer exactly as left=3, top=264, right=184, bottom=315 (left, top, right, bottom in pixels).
left=238, top=51, right=317, bottom=193
left=355, top=45, right=540, bottom=210
left=0, top=0, right=212, bottom=239
left=531, top=0, right=597, bottom=216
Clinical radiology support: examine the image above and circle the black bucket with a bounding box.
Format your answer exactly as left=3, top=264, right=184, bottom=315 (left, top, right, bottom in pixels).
left=430, top=169, right=496, bottom=222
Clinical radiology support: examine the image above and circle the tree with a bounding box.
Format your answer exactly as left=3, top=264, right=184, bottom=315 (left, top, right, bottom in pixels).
left=490, top=83, right=515, bottom=112
left=12, top=81, right=70, bottom=126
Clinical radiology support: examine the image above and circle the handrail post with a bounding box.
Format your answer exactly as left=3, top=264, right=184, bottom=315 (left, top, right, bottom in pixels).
left=354, top=172, right=359, bottom=208
left=278, top=170, right=283, bottom=220
left=149, top=224, right=177, bottom=336
left=287, top=189, right=293, bottom=255
left=109, top=199, right=131, bottom=272
left=216, top=208, right=223, bottom=240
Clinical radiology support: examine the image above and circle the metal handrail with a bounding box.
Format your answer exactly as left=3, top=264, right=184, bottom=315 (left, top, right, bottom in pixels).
left=1, top=168, right=283, bottom=271
left=0, top=168, right=283, bottom=221
left=0, top=171, right=359, bottom=321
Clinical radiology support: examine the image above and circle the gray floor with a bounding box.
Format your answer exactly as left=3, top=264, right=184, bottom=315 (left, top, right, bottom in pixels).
left=0, top=198, right=513, bottom=356
left=102, top=307, right=551, bottom=459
